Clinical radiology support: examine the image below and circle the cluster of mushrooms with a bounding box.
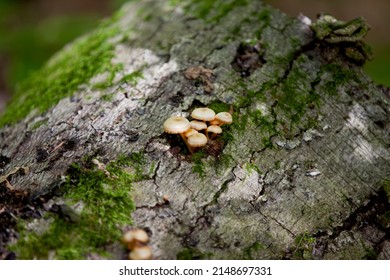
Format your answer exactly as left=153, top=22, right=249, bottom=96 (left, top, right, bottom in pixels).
left=122, top=228, right=152, bottom=260
left=163, top=107, right=233, bottom=154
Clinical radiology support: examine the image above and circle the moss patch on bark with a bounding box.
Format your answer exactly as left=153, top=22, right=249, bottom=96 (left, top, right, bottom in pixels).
left=9, top=154, right=145, bottom=259
left=0, top=12, right=125, bottom=128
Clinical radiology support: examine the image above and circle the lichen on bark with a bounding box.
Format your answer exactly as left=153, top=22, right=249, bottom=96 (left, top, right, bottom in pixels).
left=0, top=0, right=389, bottom=260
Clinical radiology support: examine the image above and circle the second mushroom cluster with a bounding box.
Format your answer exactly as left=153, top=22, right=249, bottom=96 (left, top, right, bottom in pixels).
left=163, top=107, right=232, bottom=154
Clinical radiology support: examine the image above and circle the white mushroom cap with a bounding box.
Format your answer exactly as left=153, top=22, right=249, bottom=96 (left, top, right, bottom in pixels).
left=191, top=108, right=216, bottom=121
left=129, top=246, right=153, bottom=260
left=187, top=132, right=208, bottom=148
left=163, top=116, right=190, bottom=134
left=190, top=120, right=207, bottom=131
left=184, top=128, right=198, bottom=138
left=215, top=112, right=232, bottom=125
left=206, top=125, right=223, bottom=134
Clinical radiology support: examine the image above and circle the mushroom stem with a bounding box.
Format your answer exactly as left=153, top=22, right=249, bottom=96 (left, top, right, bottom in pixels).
left=180, top=133, right=194, bottom=154
left=229, top=105, right=234, bottom=115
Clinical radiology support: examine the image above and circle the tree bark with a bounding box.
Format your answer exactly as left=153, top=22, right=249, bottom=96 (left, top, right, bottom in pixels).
left=0, top=0, right=389, bottom=259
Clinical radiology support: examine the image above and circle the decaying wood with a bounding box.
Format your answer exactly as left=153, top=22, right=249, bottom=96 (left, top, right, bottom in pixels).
left=0, top=0, right=389, bottom=259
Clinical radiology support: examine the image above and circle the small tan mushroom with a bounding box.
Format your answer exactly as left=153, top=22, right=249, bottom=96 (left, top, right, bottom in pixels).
left=215, top=112, right=233, bottom=126
left=209, top=119, right=222, bottom=126
left=122, top=228, right=149, bottom=250
left=187, top=132, right=208, bottom=153
left=190, top=120, right=207, bottom=131
left=184, top=128, right=198, bottom=138
left=129, top=246, right=153, bottom=260
left=191, top=108, right=216, bottom=122
left=163, top=116, right=190, bottom=135
left=206, top=125, right=223, bottom=139
left=163, top=116, right=193, bottom=152
left=162, top=195, right=169, bottom=203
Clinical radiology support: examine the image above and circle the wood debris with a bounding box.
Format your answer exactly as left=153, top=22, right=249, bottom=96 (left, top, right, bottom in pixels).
left=184, top=66, right=214, bottom=93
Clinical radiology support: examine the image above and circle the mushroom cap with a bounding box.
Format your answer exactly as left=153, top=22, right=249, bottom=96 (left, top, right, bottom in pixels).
left=122, top=228, right=149, bottom=250
left=209, top=119, right=222, bottom=125
left=184, top=128, right=198, bottom=138
left=129, top=246, right=153, bottom=260
left=215, top=112, right=232, bottom=124
left=206, top=125, right=223, bottom=134
left=191, top=108, right=216, bottom=121
left=187, top=132, right=208, bottom=148
left=163, top=116, right=190, bottom=134
left=190, top=120, right=207, bottom=131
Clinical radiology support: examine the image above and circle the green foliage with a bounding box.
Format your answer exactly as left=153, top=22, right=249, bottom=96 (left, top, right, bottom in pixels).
left=0, top=11, right=100, bottom=88
left=111, top=0, right=134, bottom=9
left=11, top=154, right=146, bottom=259
left=364, top=45, right=390, bottom=86
left=0, top=15, right=122, bottom=127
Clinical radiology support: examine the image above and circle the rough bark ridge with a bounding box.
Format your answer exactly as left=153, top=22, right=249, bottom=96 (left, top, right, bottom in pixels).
left=0, top=0, right=389, bottom=259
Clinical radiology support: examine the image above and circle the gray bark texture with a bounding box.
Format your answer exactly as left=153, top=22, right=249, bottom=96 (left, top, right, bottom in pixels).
left=0, top=0, right=389, bottom=259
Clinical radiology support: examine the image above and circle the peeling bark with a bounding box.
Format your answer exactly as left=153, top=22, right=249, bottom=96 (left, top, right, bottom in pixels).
left=0, top=0, right=389, bottom=259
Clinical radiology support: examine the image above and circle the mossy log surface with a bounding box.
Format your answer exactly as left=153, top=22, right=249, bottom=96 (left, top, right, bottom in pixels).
left=0, top=0, right=389, bottom=259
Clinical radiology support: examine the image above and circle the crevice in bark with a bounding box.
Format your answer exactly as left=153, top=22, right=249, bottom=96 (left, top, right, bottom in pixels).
left=288, top=186, right=390, bottom=259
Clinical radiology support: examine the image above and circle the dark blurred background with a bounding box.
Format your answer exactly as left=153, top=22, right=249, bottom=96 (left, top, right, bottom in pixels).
left=0, top=0, right=389, bottom=112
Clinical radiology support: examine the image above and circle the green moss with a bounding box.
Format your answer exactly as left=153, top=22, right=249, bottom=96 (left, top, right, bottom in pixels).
left=236, top=82, right=266, bottom=109
left=207, top=101, right=231, bottom=114
left=30, top=119, right=48, bottom=130
left=362, top=243, right=378, bottom=260
left=245, top=162, right=261, bottom=174
left=215, top=153, right=234, bottom=173
left=176, top=248, right=212, bottom=260
left=192, top=151, right=206, bottom=178
left=211, top=178, right=230, bottom=204
left=93, top=63, right=124, bottom=90
left=320, top=63, right=360, bottom=96
left=292, top=232, right=316, bottom=259
left=377, top=210, right=390, bottom=229
left=256, top=7, right=272, bottom=27
left=172, top=0, right=248, bottom=23
left=95, top=67, right=143, bottom=90
left=243, top=241, right=265, bottom=259
left=100, top=94, right=114, bottom=102
left=231, top=55, right=349, bottom=148
left=0, top=14, right=123, bottom=128
left=120, top=69, right=143, bottom=85
left=294, top=232, right=315, bottom=246
left=220, top=126, right=234, bottom=144
left=382, top=179, right=390, bottom=203
left=249, top=110, right=275, bottom=133
left=10, top=154, right=146, bottom=259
